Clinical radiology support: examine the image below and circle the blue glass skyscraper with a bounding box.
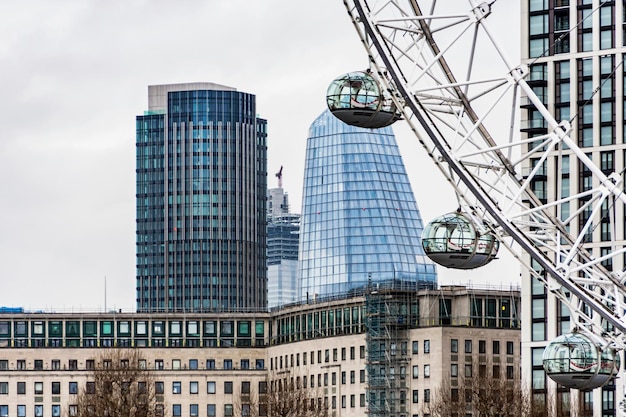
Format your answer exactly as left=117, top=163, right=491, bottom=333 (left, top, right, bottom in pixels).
left=136, top=83, right=267, bottom=312
left=299, top=109, right=437, bottom=298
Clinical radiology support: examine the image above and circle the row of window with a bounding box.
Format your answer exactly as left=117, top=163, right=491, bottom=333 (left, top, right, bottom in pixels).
left=0, top=380, right=261, bottom=397
left=270, top=345, right=365, bottom=370
left=269, top=338, right=516, bottom=375
left=0, top=403, right=270, bottom=417
left=0, top=319, right=262, bottom=339
left=448, top=364, right=516, bottom=379
left=0, top=358, right=264, bottom=372
left=0, top=404, right=60, bottom=417
left=449, top=339, right=516, bottom=355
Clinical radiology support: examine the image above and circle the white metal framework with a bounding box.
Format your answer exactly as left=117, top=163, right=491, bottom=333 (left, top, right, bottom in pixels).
left=341, top=0, right=626, bottom=349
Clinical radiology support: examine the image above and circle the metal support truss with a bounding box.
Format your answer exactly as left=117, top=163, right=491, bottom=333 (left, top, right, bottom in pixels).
left=341, top=0, right=626, bottom=349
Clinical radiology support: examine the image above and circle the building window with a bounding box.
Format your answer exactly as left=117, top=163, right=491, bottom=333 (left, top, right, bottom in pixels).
left=359, top=370, right=365, bottom=383
left=18, top=405, right=26, bottom=417
left=506, top=341, right=514, bottom=355
left=224, top=405, right=233, bottom=417
left=34, top=382, right=43, bottom=395
left=224, top=360, right=233, bottom=370
left=172, top=404, right=181, bottom=417
left=479, top=340, right=486, bottom=353
left=224, top=382, right=233, bottom=394
left=17, top=382, right=25, bottom=395
left=155, top=382, right=164, bottom=394
left=412, top=366, right=419, bottom=379
left=172, top=382, right=181, bottom=394
left=412, top=341, right=418, bottom=354
left=35, top=405, right=43, bottom=417
left=451, top=339, right=458, bottom=353
left=424, top=389, right=430, bottom=403
left=51, top=405, right=60, bottom=417
left=86, top=382, right=95, bottom=394
left=190, top=404, right=198, bottom=417
left=242, top=382, right=250, bottom=394
left=507, top=366, right=514, bottom=379
left=51, top=382, right=60, bottom=395
left=412, top=390, right=419, bottom=403
left=465, top=364, right=473, bottom=378
left=16, top=361, right=25, bottom=370
left=190, top=382, right=198, bottom=394
left=360, top=345, right=365, bottom=359
left=240, top=359, right=250, bottom=370
left=207, top=382, right=216, bottom=394
left=68, top=382, right=77, bottom=395
left=424, top=340, right=430, bottom=353
left=255, top=359, right=264, bottom=369
left=189, top=359, right=198, bottom=370
left=207, top=405, right=216, bottom=417
left=154, top=360, right=163, bottom=370
left=451, top=364, right=458, bottom=377
left=493, top=341, right=500, bottom=354
left=464, top=340, right=472, bottom=353
left=0, top=383, right=7, bottom=395
left=424, top=365, right=430, bottom=378
left=206, top=359, right=215, bottom=370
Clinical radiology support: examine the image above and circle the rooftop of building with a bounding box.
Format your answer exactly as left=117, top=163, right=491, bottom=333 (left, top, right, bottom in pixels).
left=147, top=82, right=238, bottom=111
left=0, top=282, right=520, bottom=316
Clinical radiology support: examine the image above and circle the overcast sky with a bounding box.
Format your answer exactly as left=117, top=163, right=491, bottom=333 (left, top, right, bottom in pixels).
left=0, top=1, right=520, bottom=312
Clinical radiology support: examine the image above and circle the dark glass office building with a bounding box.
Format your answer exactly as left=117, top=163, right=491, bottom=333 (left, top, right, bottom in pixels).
left=299, top=109, right=437, bottom=298
left=136, top=83, right=267, bottom=312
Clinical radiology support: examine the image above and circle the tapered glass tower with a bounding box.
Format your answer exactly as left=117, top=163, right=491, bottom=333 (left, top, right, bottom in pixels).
left=136, top=83, right=267, bottom=312
left=299, top=109, right=437, bottom=298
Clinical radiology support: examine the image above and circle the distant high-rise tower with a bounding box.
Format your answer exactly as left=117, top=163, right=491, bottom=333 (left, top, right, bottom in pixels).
left=520, top=1, right=626, bottom=414
left=267, top=172, right=300, bottom=308
left=267, top=213, right=300, bottom=308
left=136, top=82, right=267, bottom=312
left=299, top=109, right=437, bottom=298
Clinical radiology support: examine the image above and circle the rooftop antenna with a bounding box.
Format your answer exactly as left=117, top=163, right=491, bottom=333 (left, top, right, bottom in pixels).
left=275, top=165, right=283, bottom=188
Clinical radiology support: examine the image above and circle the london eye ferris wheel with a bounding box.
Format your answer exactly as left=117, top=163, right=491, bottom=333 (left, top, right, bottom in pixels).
left=329, top=0, right=626, bottom=391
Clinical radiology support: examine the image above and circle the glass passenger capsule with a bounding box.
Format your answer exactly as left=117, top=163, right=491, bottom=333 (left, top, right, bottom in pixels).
left=421, top=212, right=499, bottom=269
left=326, top=71, right=401, bottom=128
left=543, top=332, right=620, bottom=390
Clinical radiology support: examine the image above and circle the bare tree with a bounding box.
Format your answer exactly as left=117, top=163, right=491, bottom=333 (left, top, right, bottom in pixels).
left=428, top=363, right=532, bottom=417
left=528, top=390, right=592, bottom=417
left=71, top=349, right=161, bottom=417
left=234, top=372, right=329, bottom=417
